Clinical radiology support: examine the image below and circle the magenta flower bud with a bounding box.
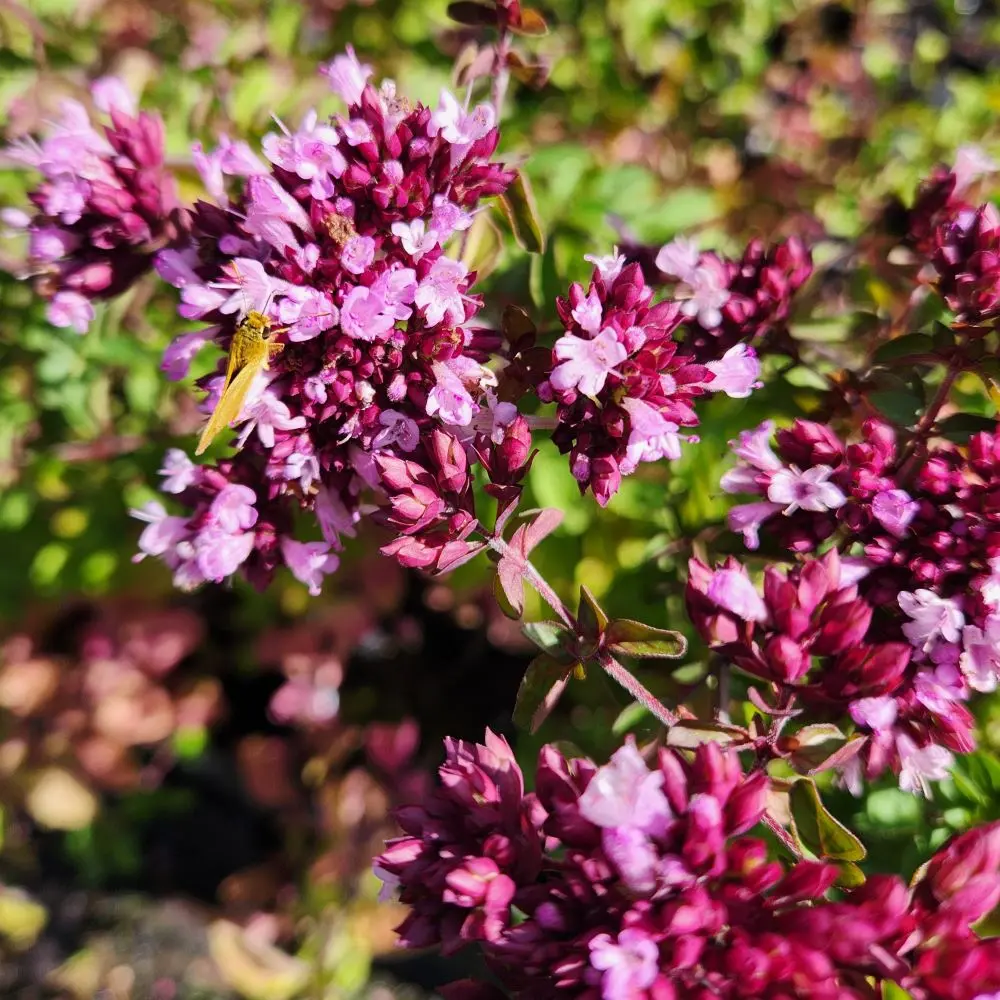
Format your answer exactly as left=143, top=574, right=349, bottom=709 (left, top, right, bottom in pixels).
left=428, top=428, right=469, bottom=494
left=764, top=634, right=810, bottom=682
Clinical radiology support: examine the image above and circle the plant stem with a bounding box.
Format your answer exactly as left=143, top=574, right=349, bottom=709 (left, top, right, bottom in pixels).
left=486, top=534, right=575, bottom=628
left=897, top=360, right=962, bottom=483
left=601, top=654, right=679, bottom=727
left=486, top=534, right=680, bottom=728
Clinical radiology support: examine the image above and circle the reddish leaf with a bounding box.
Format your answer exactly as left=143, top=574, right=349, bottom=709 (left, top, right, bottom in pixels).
left=494, top=508, right=563, bottom=616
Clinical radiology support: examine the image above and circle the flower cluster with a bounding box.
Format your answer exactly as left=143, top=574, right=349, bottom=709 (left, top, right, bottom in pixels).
left=377, top=732, right=1000, bottom=999
left=720, top=416, right=1000, bottom=692
left=902, top=146, right=1000, bottom=329
left=539, top=236, right=810, bottom=505
left=687, top=548, right=975, bottom=795
left=136, top=50, right=514, bottom=592
left=4, top=77, right=180, bottom=333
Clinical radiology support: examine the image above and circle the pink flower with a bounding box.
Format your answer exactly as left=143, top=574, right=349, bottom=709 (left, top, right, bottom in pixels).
left=588, top=928, right=660, bottom=1000
left=340, top=283, right=396, bottom=341
left=899, top=590, right=965, bottom=653
left=960, top=617, right=1000, bottom=693
left=706, top=567, right=769, bottom=623
left=209, top=484, right=258, bottom=533
left=655, top=236, right=700, bottom=281
left=584, top=247, right=627, bottom=283
left=392, top=219, right=438, bottom=261
left=704, top=343, right=762, bottom=398
left=90, top=76, right=136, bottom=115
left=372, top=409, right=421, bottom=452
left=315, top=486, right=362, bottom=549
left=341, top=234, right=376, bottom=275
left=727, top=500, right=784, bottom=549
left=414, top=257, right=467, bottom=327
left=130, top=501, right=189, bottom=560
left=158, top=449, right=198, bottom=494
left=161, top=328, right=214, bottom=379
left=872, top=489, right=919, bottom=538
left=276, top=287, right=338, bottom=342
left=850, top=695, right=899, bottom=732
left=953, top=144, right=996, bottom=194
left=550, top=327, right=628, bottom=397
left=320, top=46, right=373, bottom=105
left=46, top=290, right=94, bottom=333
left=577, top=741, right=672, bottom=835
left=234, top=382, right=308, bottom=450
left=897, top=735, right=953, bottom=796
left=194, top=528, right=255, bottom=583
left=280, top=538, right=340, bottom=596
left=767, top=465, right=846, bottom=514
left=261, top=110, right=345, bottom=197
left=570, top=288, right=603, bottom=334
left=211, top=257, right=290, bottom=316
left=428, top=90, right=495, bottom=147
left=620, top=397, right=683, bottom=473
left=430, top=196, right=474, bottom=239
left=427, top=361, right=479, bottom=426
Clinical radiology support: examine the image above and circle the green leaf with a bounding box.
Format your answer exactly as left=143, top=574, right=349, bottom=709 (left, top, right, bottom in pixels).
left=835, top=861, right=866, bottom=888
left=604, top=618, right=687, bottom=659
left=499, top=170, right=545, bottom=253
left=789, top=778, right=866, bottom=862
left=461, top=211, right=504, bottom=279
left=512, top=653, right=571, bottom=732
left=872, top=333, right=935, bottom=365
left=522, top=620, right=574, bottom=661
left=612, top=701, right=651, bottom=735
left=935, top=412, right=998, bottom=443
left=665, top=720, right=744, bottom=749
left=869, top=388, right=924, bottom=427
left=882, top=983, right=915, bottom=1000
left=577, top=585, right=608, bottom=642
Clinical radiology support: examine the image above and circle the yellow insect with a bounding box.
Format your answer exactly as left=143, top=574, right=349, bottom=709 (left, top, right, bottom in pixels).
left=195, top=308, right=285, bottom=456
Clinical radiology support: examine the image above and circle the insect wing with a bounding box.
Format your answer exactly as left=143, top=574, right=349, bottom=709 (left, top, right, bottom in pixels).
left=195, top=359, right=263, bottom=456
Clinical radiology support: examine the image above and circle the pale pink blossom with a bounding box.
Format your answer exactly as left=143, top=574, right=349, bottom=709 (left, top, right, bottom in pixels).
left=703, top=343, right=761, bottom=398
left=414, top=257, right=468, bottom=327
left=427, top=89, right=495, bottom=161
left=158, top=449, right=198, bottom=494
left=620, top=397, right=683, bottom=473
left=161, top=328, right=214, bottom=380
left=960, top=617, right=1000, bottom=693
left=280, top=538, right=340, bottom=596
left=589, top=928, right=659, bottom=1000
left=706, top=567, right=769, bottom=623
left=898, top=590, right=965, bottom=653
left=391, top=218, right=438, bottom=261
left=953, top=144, right=996, bottom=194
left=896, top=735, right=953, bottom=797
left=577, top=741, right=672, bottom=835
left=849, top=696, right=898, bottom=732
left=584, top=247, right=627, bottom=283
left=571, top=288, right=603, bottom=334
left=726, top=500, right=784, bottom=550
left=372, top=409, right=421, bottom=452
left=320, top=46, right=373, bottom=105
left=46, top=290, right=94, bottom=333
left=550, top=327, right=628, bottom=397
left=341, top=234, right=376, bottom=275
left=872, top=489, right=919, bottom=538
left=655, top=236, right=700, bottom=281
left=767, top=465, right=846, bottom=514
left=234, top=382, right=308, bottom=450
